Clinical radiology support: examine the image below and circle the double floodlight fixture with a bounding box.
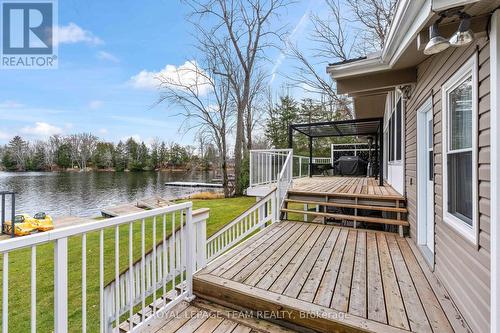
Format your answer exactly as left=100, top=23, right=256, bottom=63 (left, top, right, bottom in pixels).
left=424, top=8, right=474, bottom=55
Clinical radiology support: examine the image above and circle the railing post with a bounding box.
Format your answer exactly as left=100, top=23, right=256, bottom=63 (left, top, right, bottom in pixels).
left=192, top=208, right=209, bottom=271
left=185, top=205, right=195, bottom=300
left=271, top=191, right=277, bottom=223
left=54, top=238, right=68, bottom=333
left=249, top=151, right=253, bottom=186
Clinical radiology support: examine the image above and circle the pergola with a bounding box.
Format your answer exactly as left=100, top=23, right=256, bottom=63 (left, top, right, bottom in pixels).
left=288, top=117, right=384, bottom=186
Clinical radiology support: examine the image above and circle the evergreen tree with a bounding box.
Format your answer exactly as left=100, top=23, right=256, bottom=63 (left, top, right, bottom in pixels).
left=55, top=143, right=72, bottom=169
left=265, top=96, right=300, bottom=149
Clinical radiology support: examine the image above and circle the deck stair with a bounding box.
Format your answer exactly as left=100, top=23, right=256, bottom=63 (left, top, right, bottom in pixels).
left=283, top=190, right=408, bottom=235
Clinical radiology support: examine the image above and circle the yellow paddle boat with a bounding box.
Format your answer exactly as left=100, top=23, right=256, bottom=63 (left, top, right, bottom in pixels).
left=2, top=214, right=38, bottom=236
left=32, top=212, right=54, bottom=231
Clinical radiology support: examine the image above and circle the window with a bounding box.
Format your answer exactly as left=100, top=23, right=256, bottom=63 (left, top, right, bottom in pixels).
left=386, top=94, right=403, bottom=163
left=442, top=54, right=478, bottom=244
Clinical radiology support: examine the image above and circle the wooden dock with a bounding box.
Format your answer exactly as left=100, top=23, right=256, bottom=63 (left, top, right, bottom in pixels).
left=194, top=221, right=469, bottom=333
left=101, top=204, right=145, bottom=218
left=136, top=196, right=171, bottom=209
left=165, top=181, right=223, bottom=188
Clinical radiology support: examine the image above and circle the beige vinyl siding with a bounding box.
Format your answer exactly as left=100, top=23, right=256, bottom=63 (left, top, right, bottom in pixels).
left=404, top=38, right=490, bottom=333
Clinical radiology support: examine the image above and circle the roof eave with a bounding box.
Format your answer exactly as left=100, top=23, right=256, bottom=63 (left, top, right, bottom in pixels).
left=326, top=57, right=389, bottom=79
left=328, top=0, right=432, bottom=79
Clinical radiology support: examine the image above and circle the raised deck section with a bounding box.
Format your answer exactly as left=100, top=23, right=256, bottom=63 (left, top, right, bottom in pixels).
left=194, top=221, right=469, bottom=333
left=286, top=177, right=407, bottom=232
left=290, top=176, right=404, bottom=199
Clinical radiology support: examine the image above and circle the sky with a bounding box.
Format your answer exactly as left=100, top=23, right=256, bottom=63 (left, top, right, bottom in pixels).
left=0, top=0, right=324, bottom=146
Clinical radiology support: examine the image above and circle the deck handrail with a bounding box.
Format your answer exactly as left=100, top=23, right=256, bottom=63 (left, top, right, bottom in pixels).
left=206, top=189, right=277, bottom=261
left=0, top=202, right=208, bottom=333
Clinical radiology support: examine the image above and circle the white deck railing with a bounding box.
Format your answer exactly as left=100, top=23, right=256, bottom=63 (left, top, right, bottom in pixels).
left=206, top=190, right=276, bottom=261
left=249, top=149, right=293, bottom=208
left=0, top=202, right=207, bottom=333
left=249, top=149, right=292, bottom=187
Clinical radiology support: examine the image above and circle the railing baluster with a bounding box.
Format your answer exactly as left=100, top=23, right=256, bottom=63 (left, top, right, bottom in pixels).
left=115, top=226, right=120, bottom=329
left=141, top=218, right=145, bottom=323
left=128, top=222, right=133, bottom=332
left=162, top=214, right=167, bottom=301
left=180, top=210, right=184, bottom=294
left=54, top=238, right=68, bottom=333
left=82, top=234, right=86, bottom=333
left=152, top=216, right=157, bottom=313
left=170, top=212, right=175, bottom=294
left=31, top=246, right=36, bottom=333
left=99, top=230, right=104, bottom=333
left=2, top=252, right=8, bottom=333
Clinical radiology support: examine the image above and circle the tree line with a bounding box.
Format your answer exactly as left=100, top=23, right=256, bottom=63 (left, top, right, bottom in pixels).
left=0, top=134, right=218, bottom=172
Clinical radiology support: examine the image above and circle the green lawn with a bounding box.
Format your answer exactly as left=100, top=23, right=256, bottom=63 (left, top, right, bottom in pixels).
left=0, top=196, right=255, bottom=333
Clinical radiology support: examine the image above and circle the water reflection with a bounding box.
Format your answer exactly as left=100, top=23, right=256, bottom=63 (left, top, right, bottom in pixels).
left=0, top=171, right=214, bottom=217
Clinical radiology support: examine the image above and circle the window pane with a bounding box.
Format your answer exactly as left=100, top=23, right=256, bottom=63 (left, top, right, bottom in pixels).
left=449, top=76, right=472, bottom=150
left=429, top=151, right=433, bottom=181
left=447, top=151, right=472, bottom=225
left=428, top=119, right=433, bottom=148
left=396, top=101, right=402, bottom=160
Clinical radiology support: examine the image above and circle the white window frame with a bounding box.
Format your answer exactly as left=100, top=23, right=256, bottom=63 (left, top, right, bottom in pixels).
left=441, top=54, right=478, bottom=245
left=384, top=91, right=404, bottom=166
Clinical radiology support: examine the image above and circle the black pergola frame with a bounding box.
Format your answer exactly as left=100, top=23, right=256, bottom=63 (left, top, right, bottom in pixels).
left=288, top=117, right=384, bottom=186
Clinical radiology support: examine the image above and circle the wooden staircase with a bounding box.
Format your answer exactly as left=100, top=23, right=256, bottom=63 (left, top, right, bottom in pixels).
left=283, top=190, right=409, bottom=236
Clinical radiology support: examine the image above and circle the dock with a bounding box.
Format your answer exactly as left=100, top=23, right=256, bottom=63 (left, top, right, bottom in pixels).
left=101, top=203, right=145, bottom=218
left=165, top=181, right=222, bottom=188
left=136, top=196, right=171, bottom=209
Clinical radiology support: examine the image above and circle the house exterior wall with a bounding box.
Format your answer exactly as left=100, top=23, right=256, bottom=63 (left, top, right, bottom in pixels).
left=404, top=38, right=491, bottom=333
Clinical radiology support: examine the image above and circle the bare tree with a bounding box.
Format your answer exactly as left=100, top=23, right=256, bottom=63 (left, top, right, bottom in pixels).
left=184, top=0, right=290, bottom=195
left=286, top=0, right=397, bottom=119
left=157, top=53, right=233, bottom=197
left=345, top=0, right=397, bottom=51
left=245, top=68, right=268, bottom=152
left=66, top=133, right=97, bottom=170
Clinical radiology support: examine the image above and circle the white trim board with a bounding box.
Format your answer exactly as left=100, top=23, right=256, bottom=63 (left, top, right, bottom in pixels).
left=441, top=54, right=479, bottom=245
left=490, top=9, right=500, bottom=333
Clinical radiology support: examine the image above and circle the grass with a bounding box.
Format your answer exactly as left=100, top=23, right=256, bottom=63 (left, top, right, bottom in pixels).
left=0, top=196, right=255, bottom=333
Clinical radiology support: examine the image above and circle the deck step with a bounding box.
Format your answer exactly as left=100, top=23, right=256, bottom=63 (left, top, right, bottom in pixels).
left=281, top=208, right=409, bottom=226
left=287, top=190, right=405, bottom=201
left=285, top=198, right=408, bottom=213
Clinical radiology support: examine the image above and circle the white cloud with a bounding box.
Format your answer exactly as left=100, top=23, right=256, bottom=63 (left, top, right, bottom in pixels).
left=98, top=128, right=108, bottom=135
left=0, top=130, right=10, bottom=140
left=21, top=122, right=63, bottom=137
left=88, top=100, right=103, bottom=110
left=0, top=100, right=24, bottom=108
left=54, top=23, right=104, bottom=46
left=129, top=60, right=211, bottom=95
left=97, top=51, right=119, bottom=63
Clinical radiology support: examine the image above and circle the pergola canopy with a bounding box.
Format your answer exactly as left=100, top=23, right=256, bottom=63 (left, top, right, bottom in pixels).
left=288, top=117, right=384, bottom=185
left=290, top=117, right=383, bottom=138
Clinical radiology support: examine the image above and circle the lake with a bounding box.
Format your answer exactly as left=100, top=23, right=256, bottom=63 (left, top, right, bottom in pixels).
left=0, top=171, right=216, bottom=218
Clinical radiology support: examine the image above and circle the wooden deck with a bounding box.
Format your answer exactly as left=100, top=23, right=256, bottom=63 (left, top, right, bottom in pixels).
left=131, top=299, right=295, bottom=333
left=194, top=221, right=469, bottom=333
left=291, top=176, right=404, bottom=199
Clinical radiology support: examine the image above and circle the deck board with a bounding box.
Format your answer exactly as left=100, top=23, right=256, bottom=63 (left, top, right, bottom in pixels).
left=291, top=176, right=404, bottom=199
left=195, top=221, right=467, bottom=333
left=142, top=300, right=295, bottom=333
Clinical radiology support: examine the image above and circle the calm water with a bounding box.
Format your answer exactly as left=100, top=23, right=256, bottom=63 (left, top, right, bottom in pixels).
left=0, top=171, right=215, bottom=217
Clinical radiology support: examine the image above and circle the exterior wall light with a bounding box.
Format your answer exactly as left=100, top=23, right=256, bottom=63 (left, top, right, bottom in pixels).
left=449, top=13, right=474, bottom=47
left=424, top=18, right=450, bottom=55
